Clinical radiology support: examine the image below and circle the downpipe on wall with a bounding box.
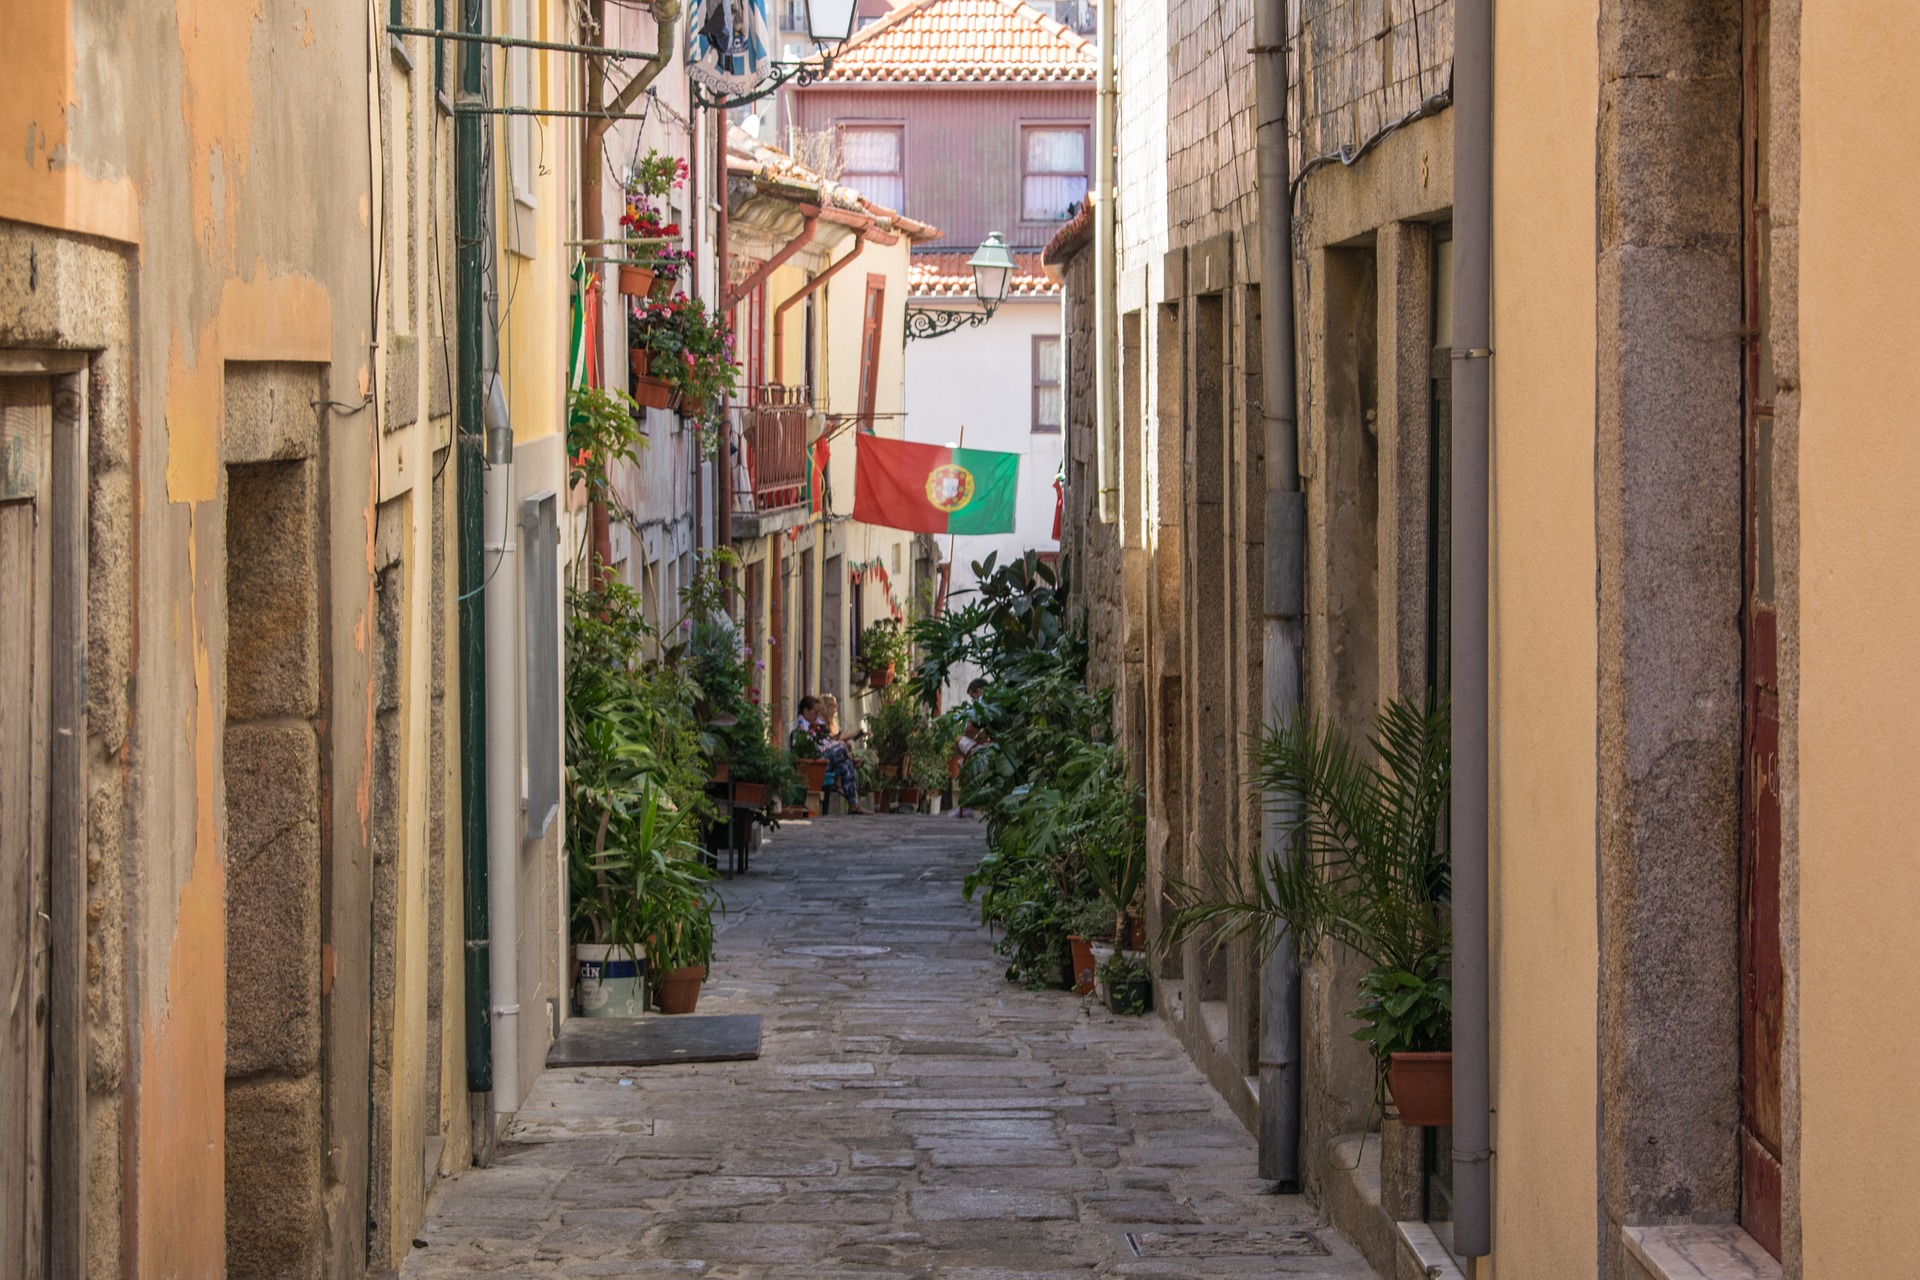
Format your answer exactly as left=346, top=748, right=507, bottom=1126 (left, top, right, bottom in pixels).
left=1092, top=0, right=1118, bottom=523
left=483, top=366, right=522, bottom=1124
left=1450, top=0, right=1494, bottom=1256
left=456, top=0, right=495, bottom=1134
left=1254, top=0, right=1305, bottom=1189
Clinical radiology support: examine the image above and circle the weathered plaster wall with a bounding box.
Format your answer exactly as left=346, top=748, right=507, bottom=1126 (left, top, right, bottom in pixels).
left=6, top=0, right=388, bottom=1271
left=1796, top=3, right=1920, bottom=1274
left=1483, top=0, right=1600, bottom=1273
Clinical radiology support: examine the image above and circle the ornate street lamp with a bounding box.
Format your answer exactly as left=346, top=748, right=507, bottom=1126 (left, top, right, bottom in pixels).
left=906, top=233, right=1019, bottom=341
left=806, top=0, right=860, bottom=45
left=688, top=0, right=862, bottom=107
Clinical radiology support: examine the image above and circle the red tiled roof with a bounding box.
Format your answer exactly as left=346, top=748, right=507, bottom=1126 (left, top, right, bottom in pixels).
left=909, top=248, right=1060, bottom=298
left=1040, top=200, right=1093, bottom=274
left=728, top=125, right=942, bottom=242
left=816, top=0, right=1096, bottom=84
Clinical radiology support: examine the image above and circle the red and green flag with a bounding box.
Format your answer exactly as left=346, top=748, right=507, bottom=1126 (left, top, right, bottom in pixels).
left=853, top=435, right=1019, bottom=535
left=804, top=436, right=831, bottom=516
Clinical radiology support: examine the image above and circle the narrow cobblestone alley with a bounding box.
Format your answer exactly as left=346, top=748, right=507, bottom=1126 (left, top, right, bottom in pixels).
left=399, top=816, right=1375, bottom=1279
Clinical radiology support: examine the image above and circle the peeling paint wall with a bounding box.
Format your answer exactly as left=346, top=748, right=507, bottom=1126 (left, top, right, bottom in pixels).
left=4, top=0, right=403, bottom=1271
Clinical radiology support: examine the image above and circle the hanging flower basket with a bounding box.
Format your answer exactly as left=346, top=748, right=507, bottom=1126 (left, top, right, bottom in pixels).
left=619, top=265, right=656, bottom=297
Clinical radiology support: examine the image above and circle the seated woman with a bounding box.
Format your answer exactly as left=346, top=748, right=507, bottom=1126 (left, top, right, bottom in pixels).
left=813, top=695, right=867, bottom=814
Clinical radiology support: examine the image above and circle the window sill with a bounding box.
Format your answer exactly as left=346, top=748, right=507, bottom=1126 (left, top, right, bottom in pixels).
left=1623, top=1225, right=1782, bottom=1280
left=1396, top=1221, right=1466, bottom=1280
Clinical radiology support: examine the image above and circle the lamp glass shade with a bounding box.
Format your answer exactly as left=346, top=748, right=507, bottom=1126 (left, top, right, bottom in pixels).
left=807, top=0, right=860, bottom=43
left=968, top=232, right=1018, bottom=305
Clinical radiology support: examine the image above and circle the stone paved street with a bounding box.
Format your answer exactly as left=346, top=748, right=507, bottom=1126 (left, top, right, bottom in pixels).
left=400, top=815, right=1376, bottom=1279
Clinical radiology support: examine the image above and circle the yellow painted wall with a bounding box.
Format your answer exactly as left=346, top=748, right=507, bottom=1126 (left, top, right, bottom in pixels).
left=1485, top=0, right=1600, bottom=1272
left=1796, top=6, right=1920, bottom=1273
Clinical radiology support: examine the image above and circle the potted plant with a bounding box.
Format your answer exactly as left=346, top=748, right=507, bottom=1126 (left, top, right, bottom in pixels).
left=629, top=293, right=737, bottom=426
left=789, top=725, right=828, bottom=794
left=617, top=150, right=690, bottom=297
left=643, top=869, right=720, bottom=1015
left=1063, top=898, right=1112, bottom=996
left=568, top=768, right=717, bottom=1019
left=1164, top=696, right=1453, bottom=1126
left=1100, top=951, right=1153, bottom=1015
left=856, top=618, right=909, bottom=689
left=866, top=694, right=919, bottom=801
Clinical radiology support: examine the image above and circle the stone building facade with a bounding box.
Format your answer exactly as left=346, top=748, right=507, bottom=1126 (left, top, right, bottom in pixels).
left=1062, top=0, right=1920, bottom=1276
left=1055, top=1, right=1457, bottom=1270
left=2, top=2, right=577, bottom=1275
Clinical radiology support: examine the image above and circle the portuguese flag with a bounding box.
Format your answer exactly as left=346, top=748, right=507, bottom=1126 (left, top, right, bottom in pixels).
left=853, top=435, right=1019, bottom=535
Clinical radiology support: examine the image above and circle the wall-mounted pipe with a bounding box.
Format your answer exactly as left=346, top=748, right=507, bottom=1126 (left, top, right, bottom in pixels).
left=725, top=210, right=819, bottom=312
left=482, top=371, right=522, bottom=1121
left=1451, top=0, right=1494, bottom=1256
left=1092, top=0, right=1118, bottom=524
left=772, top=233, right=871, bottom=383
left=455, top=0, right=494, bottom=1114
left=1253, top=0, right=1305, bottom=1189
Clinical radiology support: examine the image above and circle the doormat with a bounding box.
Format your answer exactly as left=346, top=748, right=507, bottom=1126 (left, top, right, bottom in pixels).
left=546, top=1014, right=762, bottom=1068
left=1124, top=1228, right=1328, bottom=1259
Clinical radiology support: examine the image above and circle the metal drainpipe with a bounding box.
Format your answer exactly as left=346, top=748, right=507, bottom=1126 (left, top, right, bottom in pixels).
left=714, top=114, right=734, bottom=558
left=455, top=0, right=494, bottom=1111
left=1451, top=0, right=1494, bottom=1256
left=483, top=363, right=521, bottom=1122
left=1093, top=0, right=1118, bottom=524
left=1253, top=0, right=1305, bottom=1189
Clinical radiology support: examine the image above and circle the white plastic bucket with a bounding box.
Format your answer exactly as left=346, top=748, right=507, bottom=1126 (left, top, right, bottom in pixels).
left=574, top=943, right=647, bottom=1018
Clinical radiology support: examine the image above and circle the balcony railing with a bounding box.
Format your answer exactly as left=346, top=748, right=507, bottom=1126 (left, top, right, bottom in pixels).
left=740, top=383, right=810, bottom=513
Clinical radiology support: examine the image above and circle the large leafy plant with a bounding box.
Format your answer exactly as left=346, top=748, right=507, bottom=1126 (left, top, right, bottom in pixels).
left=1164, top=696, right=1453, bottom=1069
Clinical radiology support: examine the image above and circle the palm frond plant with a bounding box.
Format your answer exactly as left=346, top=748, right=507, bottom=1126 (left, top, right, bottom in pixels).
left=1163, top=696, right=1453, bottom=1121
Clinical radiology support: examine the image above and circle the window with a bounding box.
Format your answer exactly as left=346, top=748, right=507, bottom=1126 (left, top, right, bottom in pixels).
left=1021, top=125, right=1088, bottom=222
left=840, top=125, right=904, bottom=212
left=507, top=0, right=535, bottom=208
left=1032, top=334, right=1062, bottom=433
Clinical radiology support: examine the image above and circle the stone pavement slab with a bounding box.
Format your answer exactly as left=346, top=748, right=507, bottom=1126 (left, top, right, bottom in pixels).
left=400, top=815, right=1378, bottom=1280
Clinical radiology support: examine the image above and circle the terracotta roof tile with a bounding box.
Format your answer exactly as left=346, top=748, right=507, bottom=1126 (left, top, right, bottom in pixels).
left=908, top=248, right=1060, bottom=298
left=816, top=0, right=1096, bottom=84
left=727, top=125, right=942, bottom=241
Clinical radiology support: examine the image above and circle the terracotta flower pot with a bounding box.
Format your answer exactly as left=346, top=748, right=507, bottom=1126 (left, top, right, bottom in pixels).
left=1386, top=1051, right=1454, bottom=1127
left=732, top=781, right=768, bottom=808
left=619, top=265, right=656, bottom=297
left=898, top=786, right=922, bottom=808
left=1068, top=936, right=1097, bottom=995
left=629, top=350, right=676, bottom=411
left=653, top=965, right=704, bottom=1015
left=866, top=664, right=896, bottom=689
left=798, top=757, right=828, bottom=791
left=709, top=761, right=730, bottom=783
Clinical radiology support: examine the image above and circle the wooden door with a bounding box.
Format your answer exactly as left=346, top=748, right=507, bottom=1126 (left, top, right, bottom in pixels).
left=1739, top=0, right=1783, bottom=1258
left=1, top=377, right=53, bottom=1280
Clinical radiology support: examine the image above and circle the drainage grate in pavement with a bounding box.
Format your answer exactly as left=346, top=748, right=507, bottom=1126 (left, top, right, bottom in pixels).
left=784, top=944, right=892, bottom=957
left=1124, top=1228, right=1329, bottom=1259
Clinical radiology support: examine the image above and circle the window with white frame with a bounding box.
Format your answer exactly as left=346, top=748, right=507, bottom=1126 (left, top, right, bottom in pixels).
left=507, top=0, right=536, bottom=209
left=1032, top=335, right=1063, bottom=433
left=839, top=124, right=904, bottom=212
left=1021, top=125, right=1088, bottom=222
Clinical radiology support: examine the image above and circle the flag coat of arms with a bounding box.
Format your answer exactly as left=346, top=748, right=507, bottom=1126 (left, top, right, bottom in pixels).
left=853, top=435, right=1019, bottom=535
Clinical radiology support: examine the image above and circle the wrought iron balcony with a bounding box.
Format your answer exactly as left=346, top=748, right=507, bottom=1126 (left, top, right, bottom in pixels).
left=740, top=384, right=810, bottom=514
